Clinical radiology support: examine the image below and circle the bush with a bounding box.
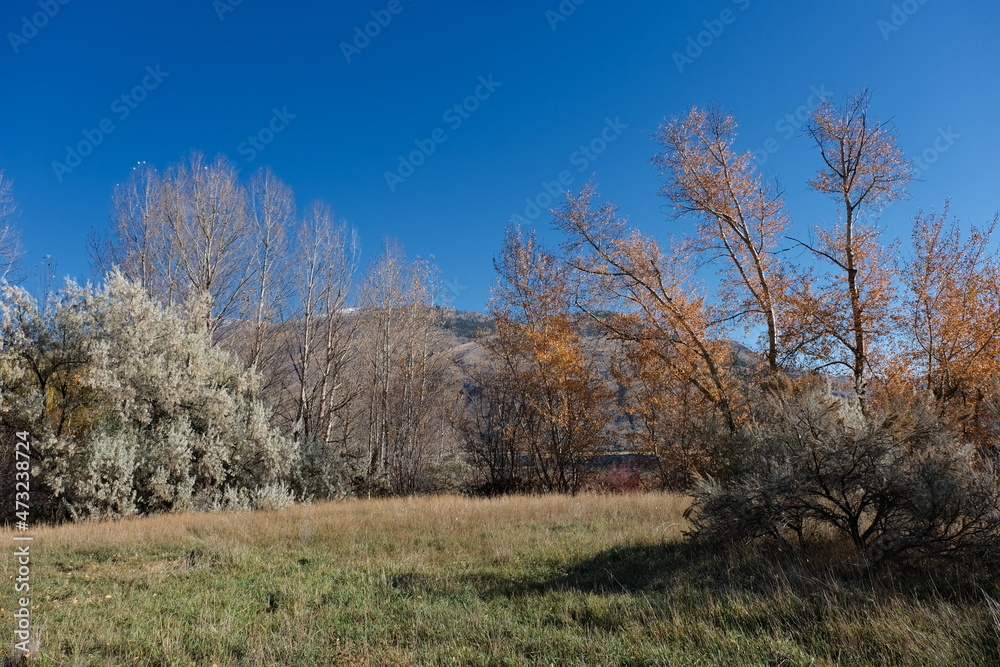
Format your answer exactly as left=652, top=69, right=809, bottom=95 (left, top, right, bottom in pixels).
left=687, top=376, right=1000, bottom=567
left=295, top=435, right=356, bottom=501
left=0, top=274, right=299, bottom=521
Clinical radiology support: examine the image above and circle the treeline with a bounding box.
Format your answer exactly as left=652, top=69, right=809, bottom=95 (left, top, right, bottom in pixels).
left=1, top=153, right=462, bottom=520
left=470, top=88, right=1000, bottom=567
left=2, top=88, right=1000, bottom=568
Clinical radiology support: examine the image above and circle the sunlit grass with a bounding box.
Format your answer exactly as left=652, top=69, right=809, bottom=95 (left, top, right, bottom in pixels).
left=2, top=493, right=997, bottom=665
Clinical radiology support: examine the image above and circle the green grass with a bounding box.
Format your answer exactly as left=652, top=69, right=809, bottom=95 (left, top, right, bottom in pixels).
left=3, top=493, right=999, bottom=665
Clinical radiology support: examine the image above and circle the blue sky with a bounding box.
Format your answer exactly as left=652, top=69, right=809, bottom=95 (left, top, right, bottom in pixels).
left=1, top=0, right=997, bottom=309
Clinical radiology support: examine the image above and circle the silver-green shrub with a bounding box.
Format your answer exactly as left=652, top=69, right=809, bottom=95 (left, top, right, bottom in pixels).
left=688, top=376, right=1000, bottom=567
left=0, top=273, right=299, bottom=520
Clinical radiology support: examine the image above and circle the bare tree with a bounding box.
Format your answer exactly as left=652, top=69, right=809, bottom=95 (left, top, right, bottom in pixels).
left=356, top=241, right=451, bottom=495
left=0, top=171, right=23, bottom=283
left=96, top=152, right=257, bottom=338
left=280, top=203, right=360, bottom=451
left=160, top=152, right=255, bottom=336
left=452, top=360, right=538, bottom=495
left=95, top=162, right=174, bottom=301
left=242, top=168, right=295, bottom=386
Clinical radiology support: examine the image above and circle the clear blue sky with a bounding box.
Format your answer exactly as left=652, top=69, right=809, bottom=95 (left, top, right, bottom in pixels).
left=2, top=0, right=997, bottom=309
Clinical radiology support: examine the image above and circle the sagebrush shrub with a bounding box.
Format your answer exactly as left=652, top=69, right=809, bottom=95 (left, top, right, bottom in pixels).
left=0, top=274, right=299, bottom=520
left=688, top=376, right=1000, bottom=567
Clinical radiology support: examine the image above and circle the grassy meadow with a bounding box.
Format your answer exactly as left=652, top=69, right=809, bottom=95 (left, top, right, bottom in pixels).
left=3, top=493, right=999, bottom=666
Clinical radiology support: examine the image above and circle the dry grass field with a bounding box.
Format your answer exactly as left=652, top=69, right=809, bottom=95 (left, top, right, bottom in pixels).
left=2, top=493, right=998, bottom=665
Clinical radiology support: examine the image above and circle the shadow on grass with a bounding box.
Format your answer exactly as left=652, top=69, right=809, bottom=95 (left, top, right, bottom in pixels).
left=456, top=542, right=1000, bottom=665
left=457, top=538, right=1000, bottom=608
left=337, top=539, right=1000, bottom=664
left=448, top=540, right=704, bottom=601
left=549, top=541, right=694, bottom=594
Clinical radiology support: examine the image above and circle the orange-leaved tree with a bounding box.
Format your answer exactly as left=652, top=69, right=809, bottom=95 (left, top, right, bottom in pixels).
left=653, top=106, right=793, bottom=373
left=902, top=207, right=1000, bottom=448
left=487, top=225, right=615, bottom=494
left=795, top=88, right=912, bottom=411
left=553, top=186, right=745, bottom=479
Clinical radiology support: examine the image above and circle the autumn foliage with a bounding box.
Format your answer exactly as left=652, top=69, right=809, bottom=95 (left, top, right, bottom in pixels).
left=470, top=88, right=1000, bottom=564
left=2, top=89, right=998, bottom=569
left=471, top=227, right=614, bottom=494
